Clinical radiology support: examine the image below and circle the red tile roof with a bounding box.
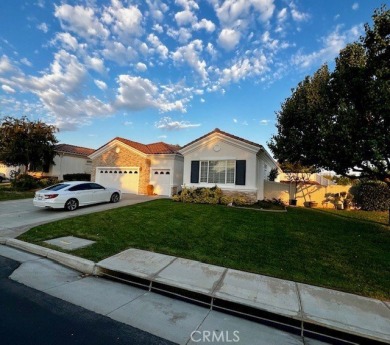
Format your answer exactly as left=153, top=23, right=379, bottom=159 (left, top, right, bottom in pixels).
left=180, top=128, right=264, bottom=150
left=55, top=144, right=95, bottom=157
left=95, top=137, right=181, bottom=155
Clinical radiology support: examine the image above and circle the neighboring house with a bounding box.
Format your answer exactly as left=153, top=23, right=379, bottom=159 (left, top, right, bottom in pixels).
left=179, top=128, right=279, bottom=201
left=89, top=137, right=183, bottom=196
left=0, top=163, right=24, bottom=178
left=49, top=144, right=95, bottom=180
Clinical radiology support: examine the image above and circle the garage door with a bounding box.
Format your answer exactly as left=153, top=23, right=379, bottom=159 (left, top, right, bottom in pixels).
left=96, top=168, right=139, bottom=194
left=152, top=169, right=171, bottom=196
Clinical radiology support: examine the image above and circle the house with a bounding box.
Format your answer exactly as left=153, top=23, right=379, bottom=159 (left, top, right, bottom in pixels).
left=179, top=128, right=279, bottom=201
left=0, top=144, right=94, bottom=180
left=49, top=144, right=95, bottom=180
left=88, top=137, right=183, bottom=196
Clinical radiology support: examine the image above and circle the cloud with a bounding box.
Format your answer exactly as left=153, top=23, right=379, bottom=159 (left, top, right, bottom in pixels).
left=213, top=0, right=275, bottom=26
left=155, top=116, right=200, bottom=130
left=115, top=75, right=186, bottom=112
left=171, top=40, right=208, bottom=80
left=85, top=56, right=105, bottom=73
left=175, top=10, right=196, bottom=26
left=260, top=119, right=269, bottom=125
left=20, top=58, right=32, bottom=67
left=136, top=62, right=147, bottom=71
left=53, top=32, right=80, bottom=51
left=158, top=134, right=167, bottom=139
left=289, top=1, right=309, bottom=22
left=54, top=4, right=109, bottom=41
left=292, top=25, right=362, bottom=68
left=352, top=3, right=359, bottom=10
left=103, top=2, right=143, bottom=42
left=0, top=55, right=16, bottom=74
left=218, top=28, right=241, bottom=51
left=123, top=121, right=133, bottom=126
left=147, top=34, right=169, bottom=59
left=37, top=22, right=49, bottom=33
left=102, top=41, right=138, bottom=65
left=193, top=19, right=216, bottom=32
left=94, top=79, right=107, bottom=90
left=2, top=85, right=16, bottom=93
left=233, top=118, right=238, bottom=123
left=277, top=8, right=288, bottom=22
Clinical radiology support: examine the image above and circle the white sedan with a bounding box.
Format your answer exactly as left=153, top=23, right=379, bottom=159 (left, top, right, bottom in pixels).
left=33, top=181, right=121, bottom=211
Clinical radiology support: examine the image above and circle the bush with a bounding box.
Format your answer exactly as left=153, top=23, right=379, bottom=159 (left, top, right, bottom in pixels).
left=63, top=173, right=91, bottom=181
left=11, top=174, right=41, bottom=191
left=173, top=186, right=223, bottom=204
left=353, top=181, right=390, bottom=211
left=39, top=177, right=58, bottom=188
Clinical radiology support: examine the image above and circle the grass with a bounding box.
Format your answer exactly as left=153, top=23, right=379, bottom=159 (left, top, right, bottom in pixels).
left=313, top=208, right=389, bottom=226
left=19, top=199, right=390, bottom=300
left=0, top=184, right=35, bottom=201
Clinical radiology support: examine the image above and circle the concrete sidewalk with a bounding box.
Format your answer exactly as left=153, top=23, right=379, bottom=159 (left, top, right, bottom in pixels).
left=1, top=239, right=389, bottom=344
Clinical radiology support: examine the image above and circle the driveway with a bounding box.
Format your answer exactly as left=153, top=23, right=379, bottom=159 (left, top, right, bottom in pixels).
left=0, top=194, right=162, bottom=238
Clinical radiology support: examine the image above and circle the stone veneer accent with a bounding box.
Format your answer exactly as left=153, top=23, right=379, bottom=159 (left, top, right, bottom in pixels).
left=91, top=145, right=151, bottom=195
left=221, top=190, right=258, bottom=203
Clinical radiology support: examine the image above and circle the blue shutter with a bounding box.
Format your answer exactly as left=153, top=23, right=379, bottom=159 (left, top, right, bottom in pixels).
left=190, top=161, right=200, bottom=183
left=235, top=160, right=246, bottom=185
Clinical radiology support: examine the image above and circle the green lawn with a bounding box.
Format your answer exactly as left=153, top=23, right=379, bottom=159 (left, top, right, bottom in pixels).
left=313, top=208, right=389, bottom=226
left=0, top=184, right=35, bottom=201
left=19, top=200, right=390, bottom=300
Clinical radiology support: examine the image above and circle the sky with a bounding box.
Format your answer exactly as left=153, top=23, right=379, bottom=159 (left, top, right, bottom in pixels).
left=0, top=0, right=384, bottom=151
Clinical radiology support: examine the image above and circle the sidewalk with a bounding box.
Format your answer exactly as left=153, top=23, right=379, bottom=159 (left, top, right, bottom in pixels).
left=1, top=238, right=389, bottom=344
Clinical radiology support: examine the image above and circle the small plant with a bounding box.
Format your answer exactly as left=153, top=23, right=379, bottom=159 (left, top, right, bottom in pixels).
left=11, top=174, right=41, bottom=191
left=324, top=192, right=353, bottom=210
left=268, top=168, right=279, bottom=181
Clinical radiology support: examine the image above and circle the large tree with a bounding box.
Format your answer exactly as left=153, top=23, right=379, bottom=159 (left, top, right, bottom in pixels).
left=0, top=116, right=58, bottom=172
left=268, top=6, right=390, bottom=184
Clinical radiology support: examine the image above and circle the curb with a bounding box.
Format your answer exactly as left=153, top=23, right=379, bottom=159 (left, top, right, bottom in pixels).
left=1, top=238, right=389, bottom=345
left=4, top=238, right=95, bottom=275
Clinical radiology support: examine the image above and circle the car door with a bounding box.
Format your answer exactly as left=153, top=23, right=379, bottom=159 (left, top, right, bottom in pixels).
left=68, top=183, right=94, bottom=206
left=88, top=183, right=109, bottom=203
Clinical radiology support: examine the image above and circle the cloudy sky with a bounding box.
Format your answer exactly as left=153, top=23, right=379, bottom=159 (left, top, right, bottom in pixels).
left=0, top=0, right=383, bottom=150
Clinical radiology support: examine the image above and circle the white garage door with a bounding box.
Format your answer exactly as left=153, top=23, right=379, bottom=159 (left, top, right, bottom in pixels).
left=96, top=167, right=139, bottom=194
left=152, top=169, right=171, bottom=196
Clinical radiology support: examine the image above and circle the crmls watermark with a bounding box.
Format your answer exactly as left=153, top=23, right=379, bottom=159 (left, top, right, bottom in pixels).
left=190, top=330, right=240, bottom=343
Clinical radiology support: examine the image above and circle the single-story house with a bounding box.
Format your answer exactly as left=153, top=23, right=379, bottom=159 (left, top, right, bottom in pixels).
left=179, top=128, right=279, bottom=201
left=48, top=144, right=95, bottom=180
left=0, top=144, right=94, bottom=180
left=88, top=137, right=183, bottom=196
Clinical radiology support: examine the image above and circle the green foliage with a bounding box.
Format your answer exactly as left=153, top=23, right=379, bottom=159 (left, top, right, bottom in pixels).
left=257, top=199, right=286, bottom=210
left=39, top=177, right=59, bottom=187
left=268, top=168, right=279, bottom=181
left=0, top=116, right=58, bottom=171
left=353, top=181, right=390, bottom=211
left=63, top=173, right=91, bottom=181
left=11, top=174, right=41, bottom=191
left=268, top=6, right=390, bottom=184
left=173, top=186, right=223, bottom=204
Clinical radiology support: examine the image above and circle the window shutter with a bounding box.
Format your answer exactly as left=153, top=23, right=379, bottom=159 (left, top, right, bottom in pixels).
left=235, top=160, right=246, bottom=185
left=190, top=161, right=200, bottom=183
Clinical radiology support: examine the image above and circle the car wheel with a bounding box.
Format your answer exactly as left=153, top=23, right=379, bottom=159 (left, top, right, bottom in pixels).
left=65, top=198, right=78, bottom=211
left=110, top=192, right=120, bottom=203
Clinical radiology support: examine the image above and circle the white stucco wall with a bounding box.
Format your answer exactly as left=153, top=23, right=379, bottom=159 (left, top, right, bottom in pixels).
left=149, top=154, right=184, bottom=192
left=49, top=154, right=92, bottom=179
left=182, top=137, right=258, bottom=191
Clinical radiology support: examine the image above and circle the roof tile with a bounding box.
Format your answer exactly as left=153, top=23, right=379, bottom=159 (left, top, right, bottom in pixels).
left=55, top=144, right=95, bottom=157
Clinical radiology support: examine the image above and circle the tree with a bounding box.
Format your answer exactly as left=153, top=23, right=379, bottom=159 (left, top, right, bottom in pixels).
left=0, top=116, right=58, bottom=172
left=268, top=6, right=390, bottom=184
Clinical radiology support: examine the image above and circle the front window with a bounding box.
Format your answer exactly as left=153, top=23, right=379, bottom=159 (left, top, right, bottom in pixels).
left=200, top=160, right=235, bottom=184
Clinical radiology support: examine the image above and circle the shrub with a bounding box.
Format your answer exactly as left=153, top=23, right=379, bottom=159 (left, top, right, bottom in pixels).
left=39, top=177, right=58, bottom=188
left=353, top=181, right=390, bottom=211
left=63, top=173, right=91, bottom=181
left=173, top=186, right=223, bottom=204
left=268, top=168, right=279, bottom=181
left=11, top=174, right=41, bottom=191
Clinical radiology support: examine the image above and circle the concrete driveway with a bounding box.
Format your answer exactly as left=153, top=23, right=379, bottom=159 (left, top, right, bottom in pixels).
left=0, top=194, right=161, bottom=239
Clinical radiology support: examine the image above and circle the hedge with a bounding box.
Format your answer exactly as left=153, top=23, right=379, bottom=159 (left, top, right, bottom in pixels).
left=353, top=181, right=390, bottom=211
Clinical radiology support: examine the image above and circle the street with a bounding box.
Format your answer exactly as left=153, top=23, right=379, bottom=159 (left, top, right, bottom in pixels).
left=0, top=256, right=174, bottom=345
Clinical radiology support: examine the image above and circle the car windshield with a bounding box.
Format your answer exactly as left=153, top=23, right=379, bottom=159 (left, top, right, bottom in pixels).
left=44, top=184, right=70, bottom=191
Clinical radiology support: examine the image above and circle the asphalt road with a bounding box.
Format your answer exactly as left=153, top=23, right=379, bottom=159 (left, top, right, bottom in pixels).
left=0, top=255, right=175, bottom=345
